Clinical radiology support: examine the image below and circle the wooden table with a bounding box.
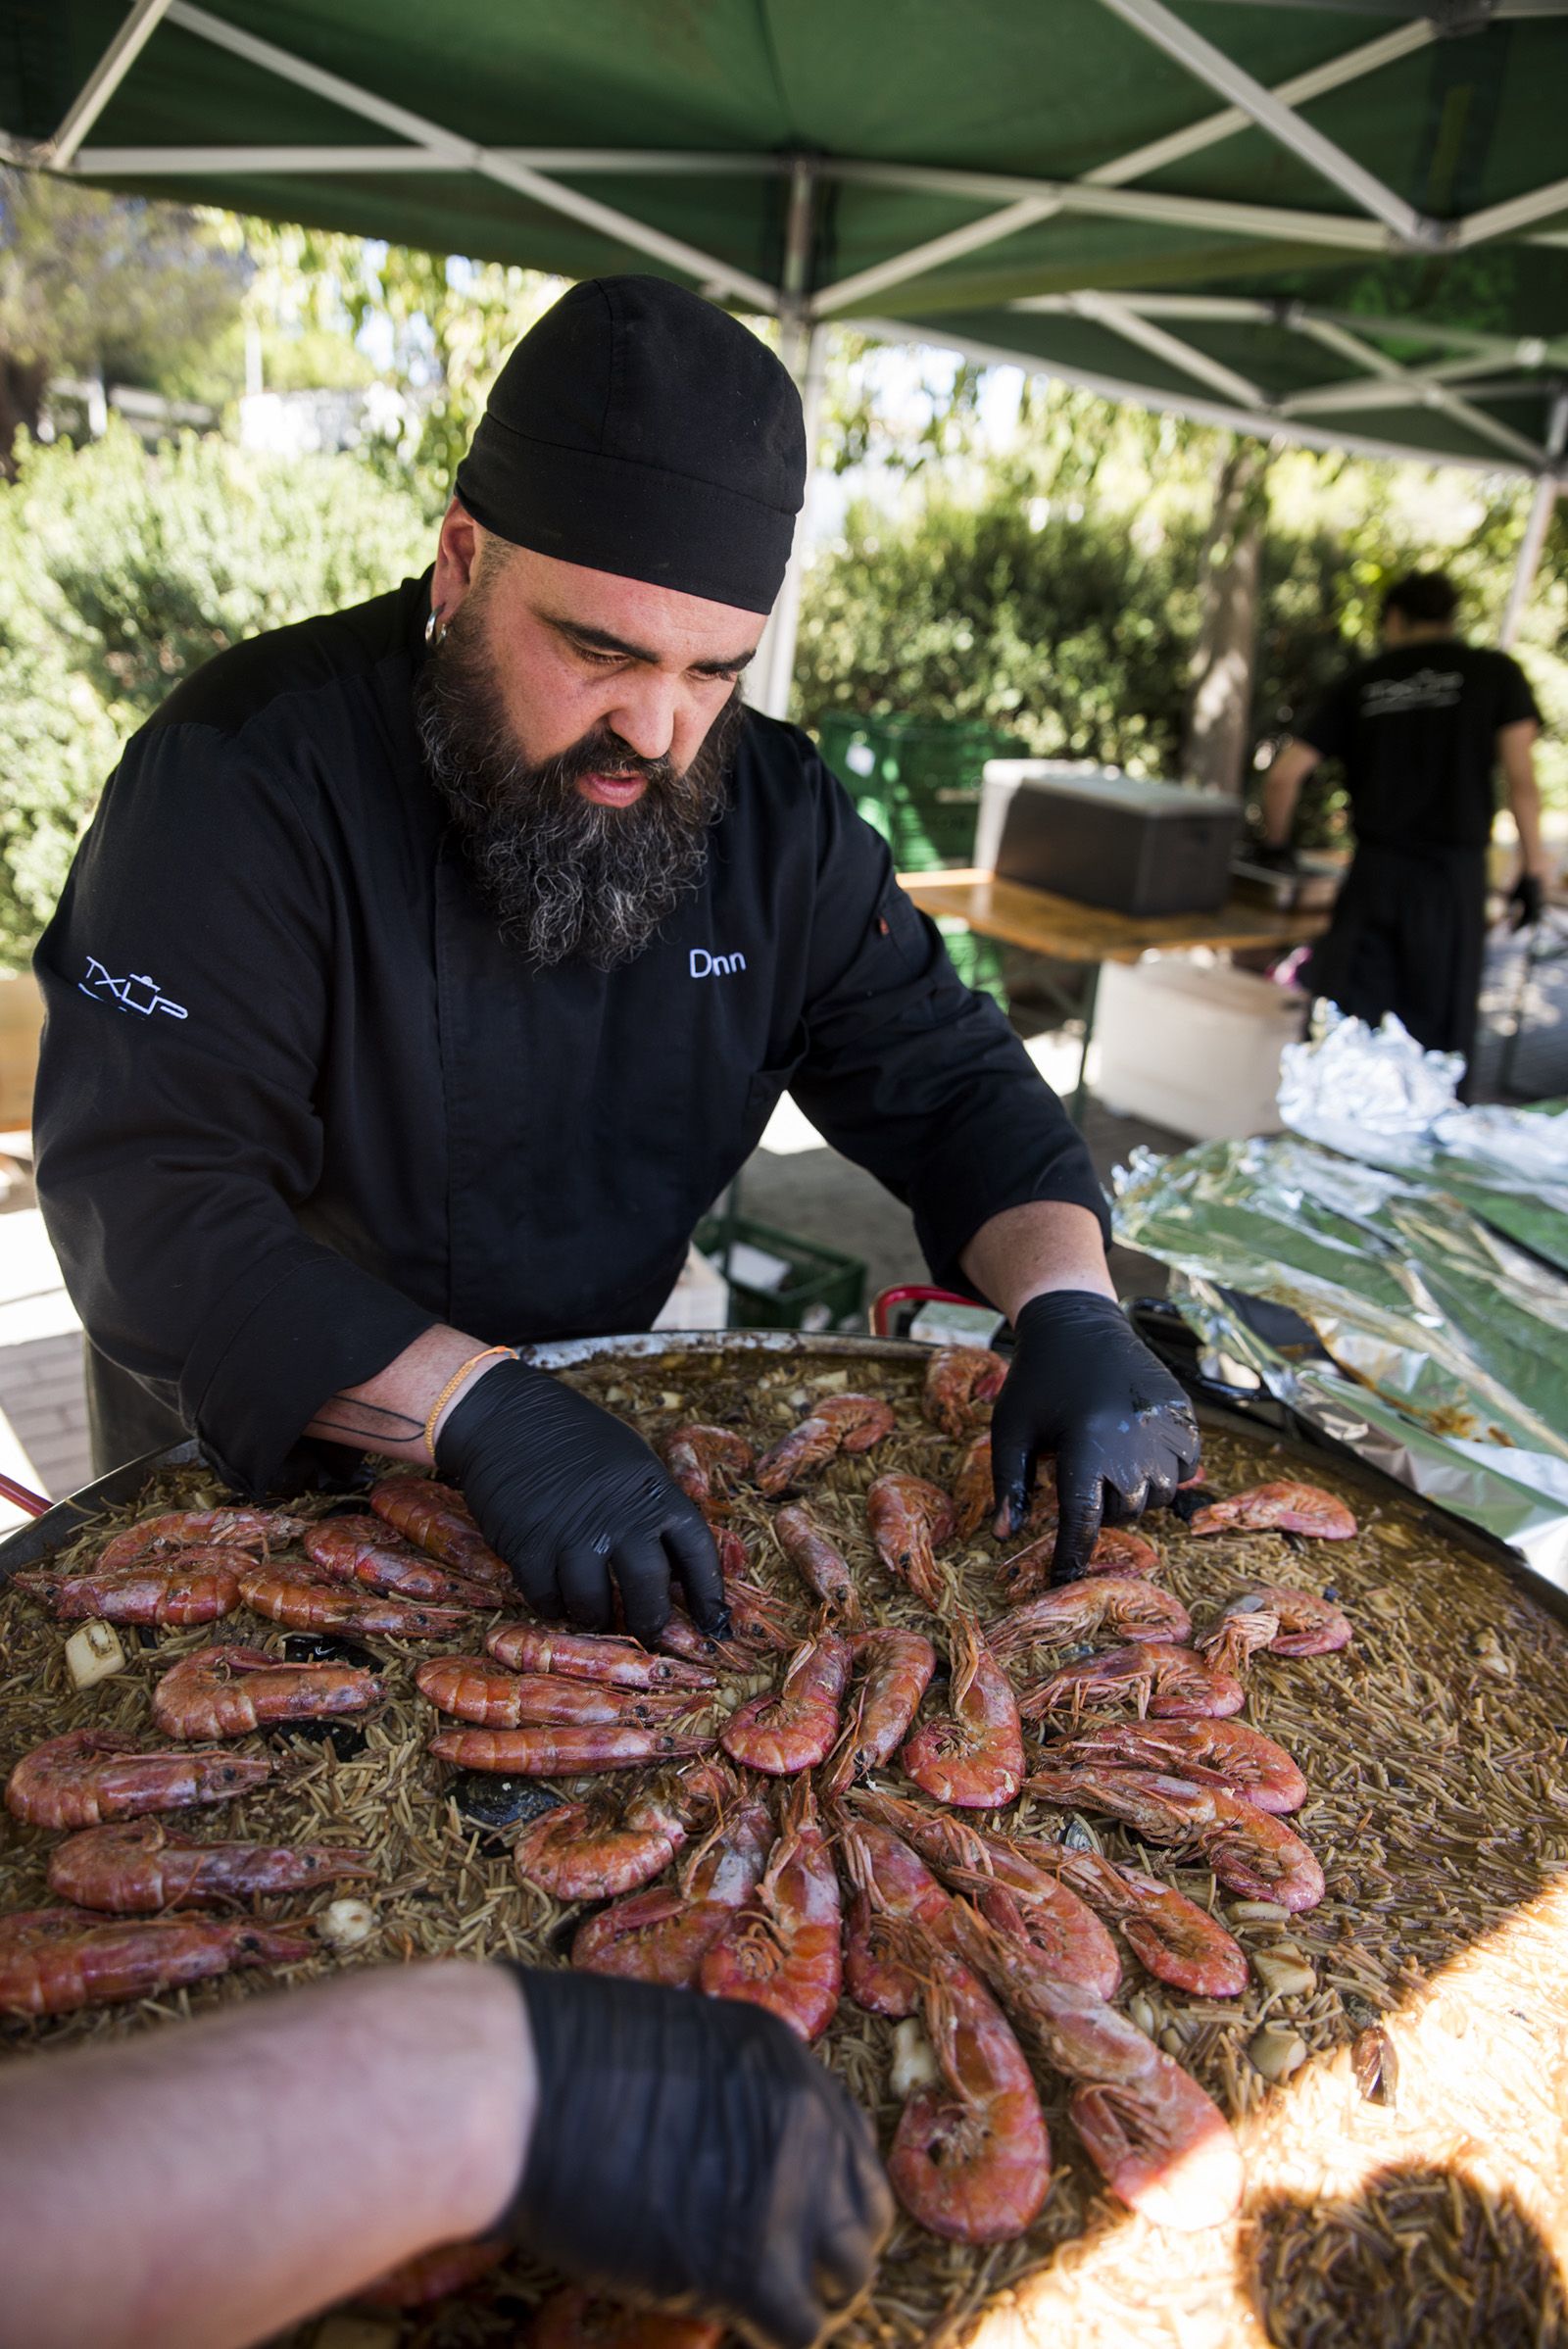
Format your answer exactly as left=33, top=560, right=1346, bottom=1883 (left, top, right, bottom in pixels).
left=897, top=867, right=1331, bottom=1116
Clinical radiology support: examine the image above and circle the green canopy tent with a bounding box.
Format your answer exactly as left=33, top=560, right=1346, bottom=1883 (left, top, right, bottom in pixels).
left=5, top=0, right=1567, bottom=710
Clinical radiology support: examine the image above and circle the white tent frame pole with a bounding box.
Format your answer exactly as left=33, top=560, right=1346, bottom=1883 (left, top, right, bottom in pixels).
left=46, top=0, right=174, bottom=168
left=848, top=313, right=1537, bottom=479
left=1094, top=0, right=1436, bottom=245
left=161, top=0, right=779, bottom=311
left=1454, top=174, right=1568, bottom=249
left=74, top=144, right=788, bottom=176
left=1065, top=289, right=1264, bottom=406
left=827, top=163, right=1390, bottom=252
left=752, top=162, right=821, bottom=723
left=1287, top=314, right=1546, bottom=465
left=1499, top=392, right=1568, bottom=650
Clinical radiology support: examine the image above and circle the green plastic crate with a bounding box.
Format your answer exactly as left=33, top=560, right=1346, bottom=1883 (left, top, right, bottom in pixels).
left=695, top=1213, right=866, bottom=1334
left=816, top=712, right=1023, bottom=872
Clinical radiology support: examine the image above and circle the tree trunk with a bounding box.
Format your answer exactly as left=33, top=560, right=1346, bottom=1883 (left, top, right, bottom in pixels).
left=1183, top=437, right=1268, bottom=797
left=0, top=352, right=49, bottom=477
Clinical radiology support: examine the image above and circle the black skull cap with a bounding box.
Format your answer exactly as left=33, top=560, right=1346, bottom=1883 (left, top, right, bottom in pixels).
left=453, top=275, right=806, bottom=615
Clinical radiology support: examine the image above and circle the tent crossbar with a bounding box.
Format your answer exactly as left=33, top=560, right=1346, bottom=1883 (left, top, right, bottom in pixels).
left=1093, top=0, right=1436, bottom=245
left=825, top=159, right=1390, bottom=252
left=46, top=0, right=174, bottom=169
left=813, top=193, right=1063, bottom=317
left=1083, top=20, right=1433, bottom=189
left=163, top=0, right=779, bottom=311
left=74, top=143, right=791, bottom=178
left=1453, top=173, right=1568, bottom=248
left=1291, top=314, right=1546, bottom=464
left=1066, top=288, right=1263, bottom=405
left=849, top=311, right=1535, bottom=477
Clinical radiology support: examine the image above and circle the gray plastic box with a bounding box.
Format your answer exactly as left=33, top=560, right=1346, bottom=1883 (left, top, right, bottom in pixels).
left=978, top=760, right=1243, bottom=917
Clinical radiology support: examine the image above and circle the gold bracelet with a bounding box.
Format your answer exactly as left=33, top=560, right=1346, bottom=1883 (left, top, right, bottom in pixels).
left=422, top=1346, right=519, bottom=1465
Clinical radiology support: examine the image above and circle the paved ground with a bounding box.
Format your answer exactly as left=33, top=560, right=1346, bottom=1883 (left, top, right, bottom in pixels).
left=1, top=914, right=1560, bottom=1537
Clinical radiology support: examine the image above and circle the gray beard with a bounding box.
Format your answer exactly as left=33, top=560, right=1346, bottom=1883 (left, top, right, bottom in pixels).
left=415, top=614, right=741, bottom=970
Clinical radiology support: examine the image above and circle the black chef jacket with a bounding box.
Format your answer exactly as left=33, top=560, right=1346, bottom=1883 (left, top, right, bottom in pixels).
left=33, top=571, right=1105, bottom=1496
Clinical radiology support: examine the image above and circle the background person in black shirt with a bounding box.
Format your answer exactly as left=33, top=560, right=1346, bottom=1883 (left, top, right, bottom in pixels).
left=1258, top=569, right=1546, bottom=1072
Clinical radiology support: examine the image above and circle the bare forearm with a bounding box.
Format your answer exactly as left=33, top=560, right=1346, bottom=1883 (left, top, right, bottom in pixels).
left=1507, top=771, right=1546, bottom=876
left=1260, top=740, right=1318, bottom=850
left=305, top=1323, right=507, bottom=1462
left=959, top=1199, right=1115, bottom=1324
left=0, top=1963, right=532, bottom=2349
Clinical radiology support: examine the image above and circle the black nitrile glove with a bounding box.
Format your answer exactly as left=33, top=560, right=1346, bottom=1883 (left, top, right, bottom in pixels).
left=991, top=1293, right=1200, bottom=1583
left=436, top=1359, right=725, bottom=1645
left=1509, top=872, right=1544, bottom=933
left=499, top=1967, right=893, bottom=2349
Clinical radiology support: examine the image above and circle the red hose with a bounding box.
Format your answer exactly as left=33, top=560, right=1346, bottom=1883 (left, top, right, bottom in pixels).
left=870, top=1286, right=980, bottom=1340
left=0, top=1468, right=51, bottom=1518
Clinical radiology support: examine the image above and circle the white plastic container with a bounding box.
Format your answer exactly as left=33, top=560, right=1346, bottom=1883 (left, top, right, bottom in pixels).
left=1095, top=954, right=1306, bottom=1142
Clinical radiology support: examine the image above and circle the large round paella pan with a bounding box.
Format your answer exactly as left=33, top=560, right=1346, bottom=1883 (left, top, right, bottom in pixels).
left=3, top=1330, right=1568, bottom=2349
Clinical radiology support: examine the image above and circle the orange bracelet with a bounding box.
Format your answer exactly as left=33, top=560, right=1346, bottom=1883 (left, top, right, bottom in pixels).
left=422, top=1346, right=519, bottom=1464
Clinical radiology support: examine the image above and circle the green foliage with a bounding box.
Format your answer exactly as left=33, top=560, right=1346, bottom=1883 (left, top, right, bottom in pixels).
left=0, top=421, right=429, bottom=966
left=0, top=171, right=241, bottom=402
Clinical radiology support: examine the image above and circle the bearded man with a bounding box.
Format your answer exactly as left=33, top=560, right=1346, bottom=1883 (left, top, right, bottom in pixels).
left=33, top=275, right=1197, bottom=1631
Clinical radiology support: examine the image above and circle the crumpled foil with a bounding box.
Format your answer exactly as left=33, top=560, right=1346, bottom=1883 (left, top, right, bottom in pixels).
left=1278, top=1008, right=1568, bottom=1272
left=1112, top=1134, right=1568, bottom=1588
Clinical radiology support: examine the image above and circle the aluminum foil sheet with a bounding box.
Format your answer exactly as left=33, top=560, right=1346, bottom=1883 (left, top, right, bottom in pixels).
left=1278, top=1009, right=1568, bottom=1272
left=1112, top=1136, right=1568, bottom=1588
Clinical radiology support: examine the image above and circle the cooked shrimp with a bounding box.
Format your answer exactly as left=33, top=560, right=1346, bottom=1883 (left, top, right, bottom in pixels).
left=882, top=1918, right=1051, bottom=2243
left=15, top=1549, right=243, bottom=1627
left=512, top=1762, right=731, bottom=1904
left=368, top=1476, right=512, bottom=1585
left=6, top=1730, right=273, bottom=1831
left=999, top=1523, right=1162, bottom=1598
left=922, top=1346, right=1007, bottom=1439
left=721, top=1629, right=850, bottom=1776
left=949, top=1432, right=994, bottom=1540
left=837, top=1814, right=953, bottom=2019
left=47, top=1821, right=372, bottom=1914
left=153, top=1643, right=383, bottom=1740
left=820, top=1627, right=937, bottom=1798
left=95, top=1508, right=303, bottom=1574
left=571, top=1797, right=773, bottom=1985
left=1022, top=1763, right=1325, bottom=1910
left=0, top=1906, right=310, bottom=2019
left=416, top=1655, right=699, bottom=1729
left=1048, top=1848, right=1249, bottom=1998
left=430, top=1723, right=713, bottom=1776
left=989, top=1576, right=1191, bottom=1658
left=774, top=1503, right=861, bottom=1625
left=1188, top=1479, right=1356, bottom=1539
left=1202, top=1584, right=1353, bottom=1663
left=1045, top=1717, right=1307, bottom=1814
left=304, top=1516, right=498, bottom=1608
left=1020, top=1639, right=1245, bottom=1723
left=849, top=1790, right=1119, bottom=2000
left=237, top=1563, right=468, bottom=1640
left=902, top=1613, right=1023, bottom=1810
left=755, top=1394, right=896, bottom=1494
left=866, top=1474, right=956, bottom=1609
left=702, top=1779, right=843, bottom=2041
left=486, top=1621, right=716, bottom=1691
left=660, top=1424, right=754, bottom=1519
left=952, top=1895, right=1243, bottom=2230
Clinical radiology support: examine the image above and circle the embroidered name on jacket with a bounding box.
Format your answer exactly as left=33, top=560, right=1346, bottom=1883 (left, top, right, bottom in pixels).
left=690, top=948, right=747, bottom=978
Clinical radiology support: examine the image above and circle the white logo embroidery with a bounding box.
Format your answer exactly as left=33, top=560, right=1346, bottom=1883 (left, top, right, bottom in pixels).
left=78, top=956, right=188, bottom=1021
left=689, top=948, right=747, bottom=979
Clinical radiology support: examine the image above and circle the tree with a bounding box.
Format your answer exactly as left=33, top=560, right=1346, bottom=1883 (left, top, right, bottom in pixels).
left=0, top=171, right=242, bottom=466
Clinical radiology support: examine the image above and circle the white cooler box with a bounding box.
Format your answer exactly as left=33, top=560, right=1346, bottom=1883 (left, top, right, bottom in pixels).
left=1095, top=955, right=1306, bottom=1141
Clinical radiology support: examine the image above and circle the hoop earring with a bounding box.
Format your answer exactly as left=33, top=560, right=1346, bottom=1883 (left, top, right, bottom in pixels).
left=424, top=610, right=449, bottom=649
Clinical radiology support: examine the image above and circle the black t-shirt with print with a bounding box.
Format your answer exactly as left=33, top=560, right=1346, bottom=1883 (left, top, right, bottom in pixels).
left=1298, top=639, right=1541, bottom=850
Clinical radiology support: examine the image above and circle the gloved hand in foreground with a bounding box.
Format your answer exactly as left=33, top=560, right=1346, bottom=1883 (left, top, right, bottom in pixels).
left=1509, top=871, right=1544, bottom=932
left=502, top=1967, right=893, bottom=2349
left=436, top=1359, right=725, bottom=1645
left=991, top=1292, right=1200, bottom=1582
